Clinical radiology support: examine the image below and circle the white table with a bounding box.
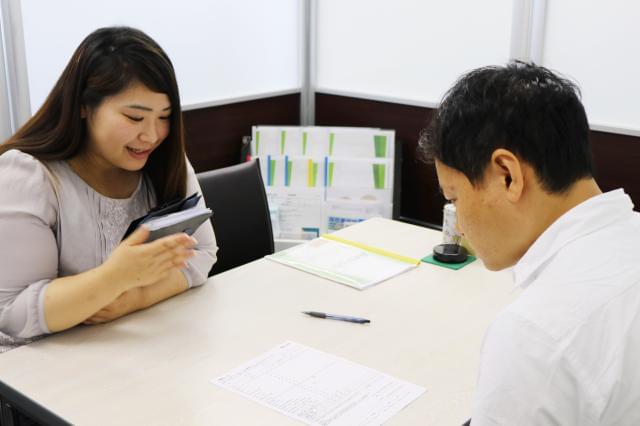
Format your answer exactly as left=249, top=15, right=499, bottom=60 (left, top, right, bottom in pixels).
left=0, top=218, right=518, bottom=425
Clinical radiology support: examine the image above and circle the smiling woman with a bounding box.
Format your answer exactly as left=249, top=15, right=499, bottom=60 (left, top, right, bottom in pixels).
left=69, top=82, right=172, bottom=198
left=0, top=27, right=218, bottom=344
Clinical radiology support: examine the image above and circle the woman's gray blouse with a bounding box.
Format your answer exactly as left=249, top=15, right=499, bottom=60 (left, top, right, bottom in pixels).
left=0, top=149, right=218, bottom=340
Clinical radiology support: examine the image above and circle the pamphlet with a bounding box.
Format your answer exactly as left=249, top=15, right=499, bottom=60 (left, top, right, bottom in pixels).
left=266, top=235, right=419, bottom=290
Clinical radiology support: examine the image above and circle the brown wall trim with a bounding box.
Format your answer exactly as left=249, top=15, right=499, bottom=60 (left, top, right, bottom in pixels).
left=182, top=92, right=639, bottom=226
left=183, top=94, right=300, bottom=173
left=316, top=92, right=640, bottom=227
left=591, top=131, right=640, bottom=207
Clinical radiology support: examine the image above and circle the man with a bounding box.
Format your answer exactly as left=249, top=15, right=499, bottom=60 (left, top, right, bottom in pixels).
left=419, top=62, right=640, bottom=425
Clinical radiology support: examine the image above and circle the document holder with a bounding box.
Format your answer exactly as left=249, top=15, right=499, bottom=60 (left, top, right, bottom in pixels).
left=122, top=192, right=212, bottom=242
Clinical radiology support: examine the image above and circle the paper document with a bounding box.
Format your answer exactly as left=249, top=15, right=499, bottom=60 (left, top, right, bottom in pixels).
left=323, top=199, right=392, bottom=232
left=213, top=341, right=426, bottom=426
left=267, top=187, right=324, bottom=239
left=328, top=129, right=394, bottom=158
left=252, top=127, right=284, bottom=156
left=326, top=158, right=393, bottom=190
left=266, top=236, right=419, bottom=290
left=302, top=127, right=331, bottom=156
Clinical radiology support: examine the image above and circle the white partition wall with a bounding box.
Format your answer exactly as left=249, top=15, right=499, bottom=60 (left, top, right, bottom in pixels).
left=19, top=0, right=301, bottom=113
left=3, top=1, right=640, bottom=138
left=0, top=44, right=11, bottom=142
left=541, top=0, right=640, bottom=135
left=315, top=0, right=514, bottom=106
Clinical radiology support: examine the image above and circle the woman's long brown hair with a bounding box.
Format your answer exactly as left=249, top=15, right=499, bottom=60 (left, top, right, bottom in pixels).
left=0, top=26, right=187, bottom=203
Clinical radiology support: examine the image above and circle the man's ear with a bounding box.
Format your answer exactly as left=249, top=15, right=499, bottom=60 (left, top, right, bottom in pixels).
left=489, top=148, right=524, bottom=202
left=80, top=105, right=87, bottom=119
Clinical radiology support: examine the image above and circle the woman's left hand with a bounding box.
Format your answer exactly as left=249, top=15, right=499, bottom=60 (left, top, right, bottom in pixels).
left=83, top=287, right=145, bottom=325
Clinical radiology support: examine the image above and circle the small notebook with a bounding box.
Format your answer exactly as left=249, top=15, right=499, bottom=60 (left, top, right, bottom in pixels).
left=266, top=234, right=419, bottom=290
left=122, top=193, right=212, bottom=242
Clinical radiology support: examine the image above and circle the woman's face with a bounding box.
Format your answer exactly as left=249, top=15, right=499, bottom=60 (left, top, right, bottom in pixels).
left=83, top=81, right=171, bottom=172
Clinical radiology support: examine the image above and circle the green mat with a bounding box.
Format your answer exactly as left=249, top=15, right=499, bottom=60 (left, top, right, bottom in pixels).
left=421, top=254, right=477, bottom=270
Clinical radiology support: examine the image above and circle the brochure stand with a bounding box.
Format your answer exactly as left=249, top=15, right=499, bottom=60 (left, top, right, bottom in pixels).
left=251, top=126, right=398, bottom=246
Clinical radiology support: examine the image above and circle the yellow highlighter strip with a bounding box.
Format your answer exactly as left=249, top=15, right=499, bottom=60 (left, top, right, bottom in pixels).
left=322, top=234, right=420, bottom=265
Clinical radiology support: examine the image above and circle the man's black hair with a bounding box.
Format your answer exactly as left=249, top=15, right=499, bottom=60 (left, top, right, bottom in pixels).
left=419, top=61, right=594, bottom=193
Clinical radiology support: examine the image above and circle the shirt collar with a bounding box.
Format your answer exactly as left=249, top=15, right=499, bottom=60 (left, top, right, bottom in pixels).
left=512, top=189, right=635, bottom=289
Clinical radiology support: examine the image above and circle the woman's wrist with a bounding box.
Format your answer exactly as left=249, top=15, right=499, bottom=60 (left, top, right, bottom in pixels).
left=95, top=262, right=135, bottom=295
left=135, top=286, right=150, bottom=310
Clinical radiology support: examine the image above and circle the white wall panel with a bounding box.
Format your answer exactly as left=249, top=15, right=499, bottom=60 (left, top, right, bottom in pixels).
left=542, top=0, right=640, bottom=133
left=20, top=0, right=301, bottom=112
left=316, top=0, right=513, bottom=106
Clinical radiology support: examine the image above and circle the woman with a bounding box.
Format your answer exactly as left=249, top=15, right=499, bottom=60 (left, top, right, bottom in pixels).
left=0, top=27, right=217, bottom=342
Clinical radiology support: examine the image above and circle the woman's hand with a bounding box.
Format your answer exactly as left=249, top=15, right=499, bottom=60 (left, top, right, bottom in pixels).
left=100, top=226, right=196, bottom=290
left=83, top=287, right=145, bottom=325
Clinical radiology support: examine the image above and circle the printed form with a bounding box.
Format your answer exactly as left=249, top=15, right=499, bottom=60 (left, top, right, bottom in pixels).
left=213, top=341, right=425, bottom=425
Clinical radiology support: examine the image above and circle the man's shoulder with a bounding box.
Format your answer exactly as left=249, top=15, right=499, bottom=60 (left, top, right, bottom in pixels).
left=501, top=221, right=640, bottom=373
left=507, top=228, right=640, bottom=340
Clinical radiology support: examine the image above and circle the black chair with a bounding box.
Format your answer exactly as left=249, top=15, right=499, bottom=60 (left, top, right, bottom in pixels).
left=197, top=159, right=274, bottom=276
left=0, top=380, right=69, bottom=425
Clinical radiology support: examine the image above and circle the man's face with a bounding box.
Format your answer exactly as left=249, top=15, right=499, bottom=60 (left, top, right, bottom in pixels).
left=435, top=159, right=521, bottom=271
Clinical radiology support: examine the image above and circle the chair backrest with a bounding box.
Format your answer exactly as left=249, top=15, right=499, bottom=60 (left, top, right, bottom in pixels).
left=197, top=159, right=274, bottom=275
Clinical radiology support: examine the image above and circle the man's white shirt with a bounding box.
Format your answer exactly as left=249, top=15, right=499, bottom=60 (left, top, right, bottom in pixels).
left=472, top=189, right=640, bottom=426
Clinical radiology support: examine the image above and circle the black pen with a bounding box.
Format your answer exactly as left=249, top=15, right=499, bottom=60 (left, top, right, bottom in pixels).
left=302, top=311, right=371, bottom=324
